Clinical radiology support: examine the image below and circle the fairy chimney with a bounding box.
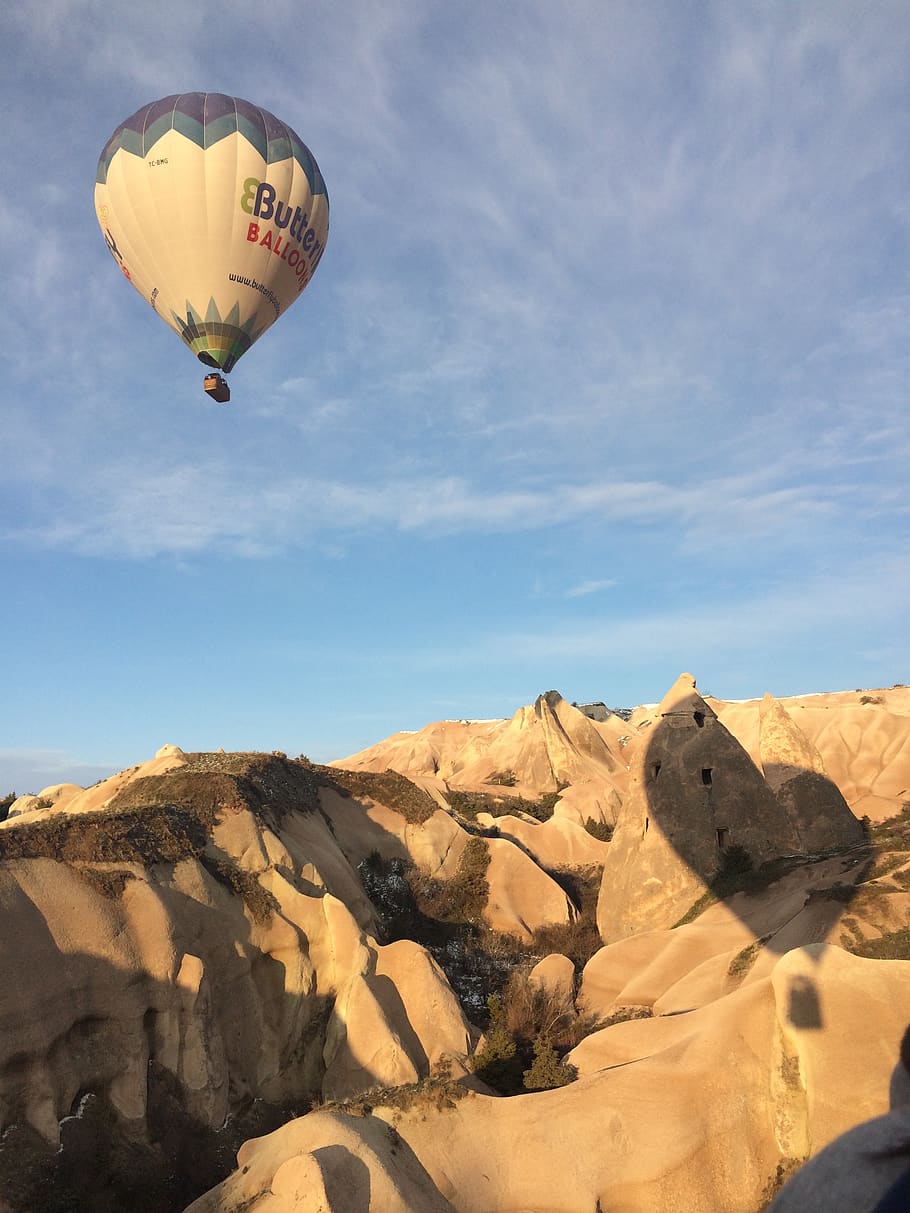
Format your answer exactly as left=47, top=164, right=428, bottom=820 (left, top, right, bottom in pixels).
left=596, top=674, right=802, bottom=941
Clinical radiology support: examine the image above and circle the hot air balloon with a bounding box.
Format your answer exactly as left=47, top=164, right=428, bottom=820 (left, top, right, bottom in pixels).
left=94, top=93, right=329, bottom=403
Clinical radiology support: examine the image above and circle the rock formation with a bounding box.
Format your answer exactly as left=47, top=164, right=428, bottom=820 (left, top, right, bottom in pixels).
left=714, top=685, right=910, bottom=821
left=596, top=674, right=802, bottom=941
left=333, top=691, right=629, bottom=821
left=2, top=677, right=909, bottom=1212
left=187, top=945, right=910, bottom=1213
left=758, top=693, right=864, bottom=852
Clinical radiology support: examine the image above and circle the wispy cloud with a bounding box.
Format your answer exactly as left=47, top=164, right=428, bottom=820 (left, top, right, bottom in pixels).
left=4, top=454, right=895, bottom=563
left=564, top=579, right=618, bottom=599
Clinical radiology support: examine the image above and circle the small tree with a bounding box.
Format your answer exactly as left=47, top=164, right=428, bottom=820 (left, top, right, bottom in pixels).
left=523, top=1033, right=577, bottom=1090
left=472, top=994, right=524, bottom=1093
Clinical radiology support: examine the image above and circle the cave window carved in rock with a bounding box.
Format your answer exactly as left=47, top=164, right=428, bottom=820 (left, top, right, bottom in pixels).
left=701, top=767, right=713, bottom=787
left=716, top=827, right=728, bottom=849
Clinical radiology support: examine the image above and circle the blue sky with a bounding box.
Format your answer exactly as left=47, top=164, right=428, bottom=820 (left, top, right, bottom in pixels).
left=2, top=1, right=908, bottom=793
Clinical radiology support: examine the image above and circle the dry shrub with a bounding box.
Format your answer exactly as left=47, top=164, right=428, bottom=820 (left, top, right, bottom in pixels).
left=200, top=855, right=280, bottom=924
left=601, top=1005, right=653, bottom=1027
left=73, top=867, right=137, bottom=900
left=848, top=927, right=910, bottom=960
left=0, top=805, right=208, bottom=866
left=473, top=966, right=589, bottom=1094
left=447, top=789, right=559, bottom=824
left=498, top=967, right=589, bottom=1051
left=584, top=817, right=613, bottom=841
left=327, top=768, right=437, bottom=825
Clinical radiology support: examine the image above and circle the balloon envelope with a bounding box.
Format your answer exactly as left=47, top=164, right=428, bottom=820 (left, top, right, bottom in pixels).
left=95, top=93, right=329, bottom=372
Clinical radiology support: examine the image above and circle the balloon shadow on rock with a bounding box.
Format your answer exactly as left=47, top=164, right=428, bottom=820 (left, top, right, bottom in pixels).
left=598, top=680, right=879, bottom=1034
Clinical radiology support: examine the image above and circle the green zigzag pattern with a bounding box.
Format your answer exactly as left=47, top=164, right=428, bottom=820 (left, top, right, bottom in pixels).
left=171, top=298, right=269, bottom=372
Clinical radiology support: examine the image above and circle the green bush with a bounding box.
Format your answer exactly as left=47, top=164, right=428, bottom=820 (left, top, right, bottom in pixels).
left=472, top=994, right=524, bottom=1093
left=717, top=844, right=753, bottom=877
left=473, top=967, right=589, bottom=1094
left=523, top=1034, right=577, bottom=1090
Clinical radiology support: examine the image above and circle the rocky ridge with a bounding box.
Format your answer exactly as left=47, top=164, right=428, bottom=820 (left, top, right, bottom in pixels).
left=0, top=678, right=908, bottom=1211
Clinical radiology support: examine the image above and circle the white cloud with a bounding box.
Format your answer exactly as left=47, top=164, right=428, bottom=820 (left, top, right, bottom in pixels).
left=564, top=579, right=618, bottom=599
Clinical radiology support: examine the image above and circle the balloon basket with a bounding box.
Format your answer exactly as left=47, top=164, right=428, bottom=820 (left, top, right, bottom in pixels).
left=203, top=373, right=231, bottom=403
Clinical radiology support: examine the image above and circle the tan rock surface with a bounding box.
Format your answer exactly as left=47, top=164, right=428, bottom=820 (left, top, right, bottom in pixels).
left=483, top=836, right=573, bottom=939
left=597, top=674, right=802, bottom=942
left=529, top=953, right=576, bottom=1004
left=715, top=686, right=910, bottom=821
left=0, top=753, right=473, bottom=1153
left=190, top=946, right=910, bottom=1213
left=333, top=692, right=630, bottom=811
left=3, top=678, right=908, bottom=1211
left=489, top=813, right=611, bottom=869
left=333, top=682, right=910, bottom=833
left=758, top=694, right=865, bottom=850
left=185, top=1109, right=458, bottom=1213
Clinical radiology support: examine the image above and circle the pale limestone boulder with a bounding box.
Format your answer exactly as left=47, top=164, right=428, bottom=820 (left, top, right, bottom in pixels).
left=330, top=718, right=503, bottom=783
left=491, top=813, right=611, bottom=869
left=332, top=691, right=630, bottom=804
left=530, top=953, right=576, bottom=1004
left=552, top=778, right=623, bottom=827
left=321, top=778, right=575, bottom=941
left=32, top=748, right=191, bottom=817
left=717, top=686, right=910, bottom=822
left=318, top=786, right=464, bottom=878
left=323, top=938, right=472, bottom=1100
left=582, top=851, right=877, bottom=1020
left=155, top=744, right=185, bottom=759
left=185, top=1110, right=458, bottom=1212
left=450, top=691, right=629, bottom=793
left=483, top=836, right=573, bottom=940
left=5, top=793, right=57, bottom=820
left=374, top=940, right=473, bottom=1069
left=578, top=920, right=755, bottom=1018
left=0, top=759, right=472, bottom=1150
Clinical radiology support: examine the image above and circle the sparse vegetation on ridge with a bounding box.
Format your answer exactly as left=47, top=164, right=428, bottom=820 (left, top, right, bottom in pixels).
left=583, top=816, right=614, bottom=841
left=327, top=767, right=438, bottom=824
left=316, top=1058, right=470, bottom=1120
left=200, top=855, right=281, bottom=924
left=111, top=752, right=323, bottom=826
left=0, top=803, right=210, bottom=866
left=672, top=853, right=810, bottom=928
left=72, top=866, right=138, bottom=900
left=447, top=787, right=560, bottom=823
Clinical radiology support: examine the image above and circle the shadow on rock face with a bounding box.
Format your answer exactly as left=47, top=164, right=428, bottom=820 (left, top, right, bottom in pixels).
left=596, top=675, right=871, bottom=1032
left=312, top=1145, right=373, bottom=1211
